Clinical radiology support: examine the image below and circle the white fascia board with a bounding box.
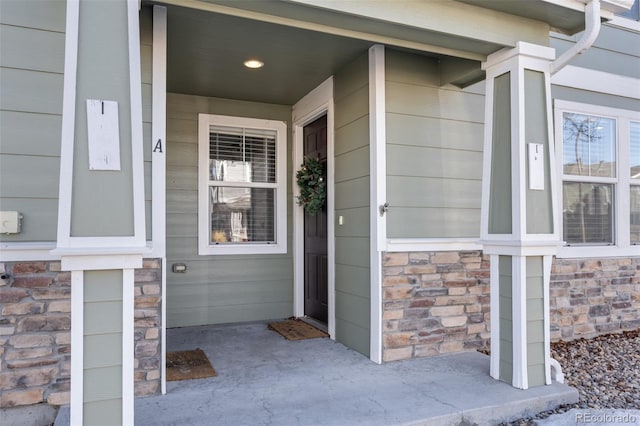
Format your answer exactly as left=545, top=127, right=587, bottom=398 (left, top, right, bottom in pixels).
left=552, top=66, right=640, bottom=100
left=542, top=0, right=616, bottom=18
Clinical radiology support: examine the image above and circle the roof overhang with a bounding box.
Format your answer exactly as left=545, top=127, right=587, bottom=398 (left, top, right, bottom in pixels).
left=149, top=0, right=635, bottom=104
left=459, top=0, right=633, bottom=35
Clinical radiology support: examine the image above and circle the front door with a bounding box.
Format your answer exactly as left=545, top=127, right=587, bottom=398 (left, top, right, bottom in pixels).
left=303, top=115, right=328, bottom=323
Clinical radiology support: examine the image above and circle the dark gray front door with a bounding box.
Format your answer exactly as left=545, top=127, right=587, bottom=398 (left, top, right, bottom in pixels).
left=303, top=115, right=328, bottom=323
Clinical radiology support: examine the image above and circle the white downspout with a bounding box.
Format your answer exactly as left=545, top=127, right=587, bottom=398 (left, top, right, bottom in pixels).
left=547, top=0, right=601, bottom=384
left=550, top=0, right=601, bottom=75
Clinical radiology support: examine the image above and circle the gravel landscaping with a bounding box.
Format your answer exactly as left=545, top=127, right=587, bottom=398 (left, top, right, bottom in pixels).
left=502, top=329, right=640, bottom=425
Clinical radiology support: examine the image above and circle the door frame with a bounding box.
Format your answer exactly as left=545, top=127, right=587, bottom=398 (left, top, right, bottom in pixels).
left=292, top=77, right=335, bottom=339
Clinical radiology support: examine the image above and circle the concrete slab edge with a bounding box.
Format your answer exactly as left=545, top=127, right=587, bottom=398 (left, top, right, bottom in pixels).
left=398, top=384, right=579, bottom=426
left=463, top=385, right=580, bottom=425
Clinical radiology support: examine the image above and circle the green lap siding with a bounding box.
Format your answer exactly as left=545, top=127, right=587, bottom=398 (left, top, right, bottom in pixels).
left=526, top=257, right=545, bottom=387
left=524, top=70, right=553, bottom=235
left=0, top=1, right=154, bottom=242
left=551, top=25, right=640, bottom=80
left=489, top=72, right=512, bottom=235
left=166, top=93, right=293, bottom=328
left=83, top=270, right=123, bottom=426
left=384, top=49, right=484, bottom=239
left=499, top=255, right=513, bottom=384
left=334, top=53, right=370, bottom=357
left=550, top=24, right=640, bottom=116
left=70, top=0, right=133, bottom=237
left=0, top=0, right=65, bottom=243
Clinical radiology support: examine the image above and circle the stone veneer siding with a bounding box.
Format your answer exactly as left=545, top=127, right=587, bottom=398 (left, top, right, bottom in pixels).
left=550, top=257, right=640, bottom=340
left=382, top=251, right=491, bottom=362
left=0, top=259, right=162, bottom=408
left=382, top=251, right=640, bottom=362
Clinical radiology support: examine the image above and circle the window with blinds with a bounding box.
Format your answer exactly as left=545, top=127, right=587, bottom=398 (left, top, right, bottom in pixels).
left=556, top=101, right=640, bottom=254
left=561, top=112, right=616, bottom=245
left=198, top=114, right=287, bottom=255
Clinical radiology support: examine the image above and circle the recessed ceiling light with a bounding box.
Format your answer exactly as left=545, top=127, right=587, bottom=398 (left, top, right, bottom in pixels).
left=244, top=59, right=264, bottom=69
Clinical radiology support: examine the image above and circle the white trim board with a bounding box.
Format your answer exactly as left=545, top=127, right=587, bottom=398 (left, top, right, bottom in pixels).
left=292, top=77, right=336, bottom=339
left=554, top=99, right=640, bottom=259
left=386, top=238, right=482, bottom=252
left=70, top=270, right=83, bottom=426
left=552, top=65, right=640, bottom=100
left=151, top=5, right=167, bottom=260
left=122, top=268, right=135, bottom=425
left=369, top=44, right=385, bottom=364
left=151, top=5, right=168, bottom=395
left=56, top=0, right=80, bottom=249
left=127, top=0, right=146, bottom=249
left=0, top=243, right=59, bottom=262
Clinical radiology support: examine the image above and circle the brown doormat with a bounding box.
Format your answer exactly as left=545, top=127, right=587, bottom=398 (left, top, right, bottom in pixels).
left=268, top=319, right=329, bottom=341
left=166, top=348, right=217, bottom=382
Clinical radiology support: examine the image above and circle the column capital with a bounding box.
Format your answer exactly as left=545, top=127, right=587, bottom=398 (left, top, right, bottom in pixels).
left=482, top=41, right=555, bottom=72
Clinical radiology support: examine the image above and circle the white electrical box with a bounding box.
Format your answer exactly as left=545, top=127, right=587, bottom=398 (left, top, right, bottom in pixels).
left=86, top=99, right=121, bottom=171
left=0, top=211, right=22, bottom=234
left=528, top=143, right=545, bottom=191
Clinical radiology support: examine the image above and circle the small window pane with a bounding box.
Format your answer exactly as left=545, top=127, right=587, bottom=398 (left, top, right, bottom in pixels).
left=209, top=186, right=275, bottom=243
left=563, top=113, right=616, bottom=178
left=631, top=121, right=640, bottom=179
left=209, top=127, right=276, bottom=183
left=563, top=182, right=614, bottom=244
left=632, top=186, right=640, bottom=244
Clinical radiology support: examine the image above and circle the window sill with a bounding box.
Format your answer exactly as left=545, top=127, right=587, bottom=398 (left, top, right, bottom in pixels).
left=198, top=242, right=287, bottom=256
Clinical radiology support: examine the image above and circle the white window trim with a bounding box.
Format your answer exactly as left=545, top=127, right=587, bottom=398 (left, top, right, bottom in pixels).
left=554, top=99, right=640, bottom=258
left=197, top=114, right=287, bottom=255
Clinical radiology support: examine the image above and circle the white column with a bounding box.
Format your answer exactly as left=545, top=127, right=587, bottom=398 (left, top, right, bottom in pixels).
left=481, top=42, right=560, bottom=389
left=54, top=0, right=146, bottom=423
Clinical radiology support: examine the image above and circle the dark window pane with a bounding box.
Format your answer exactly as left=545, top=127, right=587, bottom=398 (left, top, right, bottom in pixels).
left=563, top=182, right=614, bottom=244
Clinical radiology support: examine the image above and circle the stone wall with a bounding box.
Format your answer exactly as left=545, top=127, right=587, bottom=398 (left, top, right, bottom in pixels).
left=383, top=251, right=640, bottom=362
left=0, top=259, right=162, bottom=408
left=382, top=251, right=491, bottom=362
left=550, top=257, right=640, bottom=340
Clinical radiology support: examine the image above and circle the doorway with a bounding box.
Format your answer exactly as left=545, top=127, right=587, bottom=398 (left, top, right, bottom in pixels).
left=303, top=116, right=328, bottom=323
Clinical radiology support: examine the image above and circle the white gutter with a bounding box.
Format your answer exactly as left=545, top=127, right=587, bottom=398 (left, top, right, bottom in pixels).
left=550, top=0, right=601, bottom=75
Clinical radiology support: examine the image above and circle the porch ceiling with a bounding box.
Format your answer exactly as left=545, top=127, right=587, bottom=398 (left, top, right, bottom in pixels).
left=162, top=4, right=375, bottom=105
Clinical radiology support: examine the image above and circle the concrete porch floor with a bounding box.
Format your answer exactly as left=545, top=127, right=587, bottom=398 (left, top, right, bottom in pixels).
left=58, top=321, right=578, bottom=425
